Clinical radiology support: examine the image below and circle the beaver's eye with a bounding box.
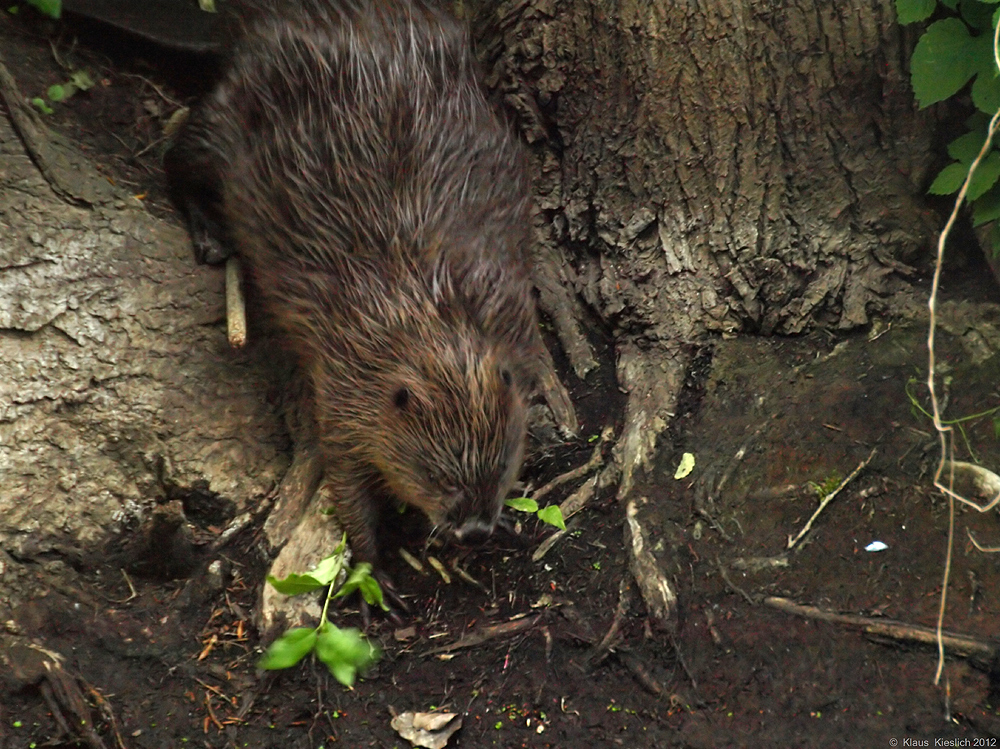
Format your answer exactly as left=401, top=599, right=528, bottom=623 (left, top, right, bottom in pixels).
left=500, top=368, right=512, bottom=387
left=393, top=387, right=410, bottom=409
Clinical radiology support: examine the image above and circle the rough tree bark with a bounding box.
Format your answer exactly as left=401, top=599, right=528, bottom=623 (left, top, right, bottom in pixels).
left=471, top=0, right=935, bottom=496
left=0, top=52, right=289, bottom=618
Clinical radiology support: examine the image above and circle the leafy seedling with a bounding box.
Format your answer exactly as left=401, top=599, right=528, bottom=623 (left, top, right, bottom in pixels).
left=32, top=71, right=95, bottom=114
left=505, top=496, right=567, bottom=530
left=258, top=534, right=384, bottom=686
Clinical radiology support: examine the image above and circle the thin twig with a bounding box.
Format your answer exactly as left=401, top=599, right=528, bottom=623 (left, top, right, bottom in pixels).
left=107, top=569, right=137, bottom=603
left=786, top=447, right=877, bottom=549
left=967, top=528, right=1000, bottom=553
left=531, top=426, right=611, bottom=504
left=588, top=577, right=631, bottom=665
left=716, top=557, right=757, bottom=605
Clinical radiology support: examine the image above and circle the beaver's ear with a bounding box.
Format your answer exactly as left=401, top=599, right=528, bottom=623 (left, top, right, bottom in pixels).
left=393, top=386, right=410, bottom=409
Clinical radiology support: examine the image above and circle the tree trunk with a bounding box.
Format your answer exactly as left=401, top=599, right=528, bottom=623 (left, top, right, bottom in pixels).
left=471, top=0, right=936, bottom=494
left=0, top=52, right=289, bottom=612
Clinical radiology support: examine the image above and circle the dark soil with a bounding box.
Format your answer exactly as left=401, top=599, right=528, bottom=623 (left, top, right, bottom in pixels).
left=5, top=6, right=1000, bottom=749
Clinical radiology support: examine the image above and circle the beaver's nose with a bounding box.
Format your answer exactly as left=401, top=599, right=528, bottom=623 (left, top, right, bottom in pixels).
left=452, top=519, right=494, bottom=546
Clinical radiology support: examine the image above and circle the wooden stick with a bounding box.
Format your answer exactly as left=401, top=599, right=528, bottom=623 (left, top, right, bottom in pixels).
left=423, top=614, right=540, bottom=655
left=763, top=596, right=996, bottom=660
left=225, top=256, right=247, bottom=348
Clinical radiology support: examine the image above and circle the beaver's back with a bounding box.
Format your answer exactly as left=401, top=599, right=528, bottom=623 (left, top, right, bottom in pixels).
left=202, top=0, right=538, bottom=370
left=165, top=0, right=545, bottom=561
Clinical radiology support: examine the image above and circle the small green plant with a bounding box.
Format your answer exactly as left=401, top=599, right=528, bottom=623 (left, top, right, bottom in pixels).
left=808, top=472, right=843, bottom=499
left=504, top=497, right=566, bottom=530
left=897, top=0, right=1000, bottom=252
left=31, top=71, right=94, bottom=114
left=257, top=535, right=384, bottom=686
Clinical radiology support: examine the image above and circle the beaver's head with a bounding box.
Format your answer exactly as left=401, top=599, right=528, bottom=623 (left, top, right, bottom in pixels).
left=356, top=329, right=528, bottom=545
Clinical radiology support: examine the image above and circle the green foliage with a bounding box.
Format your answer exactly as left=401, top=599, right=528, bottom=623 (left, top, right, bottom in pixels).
left=504, top=497, right=567, bottom=530
left=31, top=70, right=94, bottom=114
left=900, top=0, right=1000, bottom=255
left=258, top=535, right=383, bottom=686
left=31, top=97, right=53, bottom=114
left=25, top=0, right=60, bottom=18
left=898, top=0, right=939, bottom=23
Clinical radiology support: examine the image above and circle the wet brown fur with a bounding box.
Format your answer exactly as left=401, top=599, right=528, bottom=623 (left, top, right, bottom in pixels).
left=165, top=0, right=545, bottom=562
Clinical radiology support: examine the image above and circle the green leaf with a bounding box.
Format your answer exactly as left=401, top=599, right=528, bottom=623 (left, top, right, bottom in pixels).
left=962, top=0, right=996, bottom=30
left=265, top=571, right=326, bottom=596
left=928, top=161, right=971, bottom=194
left=537, top=505, right=566, bottom=530
left=968, top=151, right=1000, bottom=199
left=314, top=624, right=380, bottom=687
left=967, top=111, right=991, bottom=132
left=309, top=553, right=345, bottom=586
left=47, top=84, right=66, bottom=102
left=993, top=415, right=1000, bottom=439
left=358, top=574, right=389, bottom=610
left=267, top=546, right=347, bottom=594
left=911, top=18, right=977, bottom=107
left=31, top=98, right=53, bottom=115
left=991, top=222, right=1000, bottom=257
left=505, top=497, right=539, bottom=513
left=947, top=130, right=989, bottom=163
left=338, top=562, right=374, bottom=591
left=257, top=627, right=317, bottom=670
left=973, top=63, right=1000, bottom=113
left=334, top=563, right=388, bottom=611
left=896, top=0, right=938, bottom=24
left=973, top=181, right=1000, bottom=225
left=940, top=0, right=958, bottom=8
left=674, top=452, right=696, bottom=479
left=26, top=0, right=61, bottom=19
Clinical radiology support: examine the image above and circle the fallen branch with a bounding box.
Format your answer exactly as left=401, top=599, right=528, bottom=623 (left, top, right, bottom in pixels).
left=763, top=596, right=996, bottom=661
left=423, top=614, right=540, bottom=655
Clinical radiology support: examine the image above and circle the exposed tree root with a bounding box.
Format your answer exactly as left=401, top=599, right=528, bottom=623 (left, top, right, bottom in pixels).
left=1, top=643, right=117, bottom=749
left=624, top=498, right=677, bottom=624
left=612, top=343, right=687, bottom=500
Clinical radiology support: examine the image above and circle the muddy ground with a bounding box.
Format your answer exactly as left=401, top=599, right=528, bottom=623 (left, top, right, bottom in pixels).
left=4, top=7, right=1000, bottom=748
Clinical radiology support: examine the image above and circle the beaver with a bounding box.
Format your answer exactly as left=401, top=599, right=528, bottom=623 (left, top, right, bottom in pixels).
left=164, top=0, right=546, bottom=565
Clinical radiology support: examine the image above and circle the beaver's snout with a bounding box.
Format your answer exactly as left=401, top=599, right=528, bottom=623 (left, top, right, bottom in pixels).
left=451, top=517, right=497, bottom=546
